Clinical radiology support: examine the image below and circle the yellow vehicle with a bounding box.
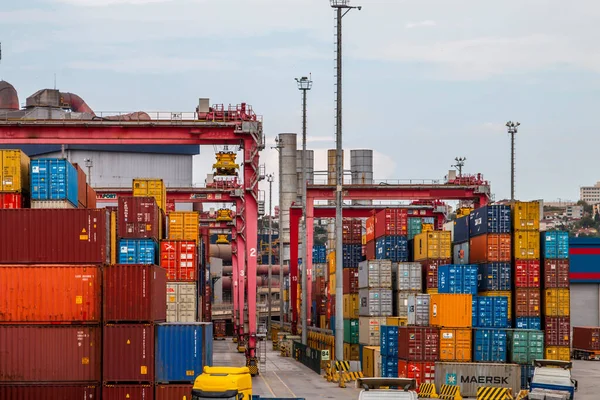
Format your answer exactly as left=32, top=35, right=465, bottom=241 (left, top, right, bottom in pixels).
left=192, top=366, right=252, bottom=400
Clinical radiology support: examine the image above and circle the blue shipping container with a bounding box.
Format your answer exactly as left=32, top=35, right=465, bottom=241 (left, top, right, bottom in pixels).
left=118, top=239, right=158, bottom=264
left=31, top=158, right=78, bottom=206
left=156, top=323, right=212, bottom=383
left=569, top=237, right=600, bottom=283
left=381, top=356, right=398, bottom=378
left=313, top=245, right=327, bottom=264
left=453, top=215, right=470, bottom=243
left=515, top=317, right=541, bottom=330
left=474, top=329, right=507, bottom=362
left=342, top=244, right=362, bottom=268
left=469, top=205, right=511, bottom=237
left=472, top=296, right=509, bottom=328
left=380, top=325, right=398, bottom=357
left=542, top=231, right=569, bottom=259
left=521, top=365, right=535, bottom=389
left=477, top=263, right=512, bottom=291
left=375, top=235, right=408, bottom=262
left=438, top=264, right=478, bottom=294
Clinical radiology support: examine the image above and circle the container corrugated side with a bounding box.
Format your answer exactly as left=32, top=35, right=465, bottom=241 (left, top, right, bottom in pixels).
left=160, top=240, right=198, bottom=281
left=477, top=263, right=511, bottom=292
left=375, top=235, right=408, bottom=262
left=155, top=323, right=206, bottom=383
left=472, top=296, right=509, bottom=328
left=102, top=385, right=154, bottom=400
left=118, top=196, right=162, bottom=241
left=413, top=231, right=451, bottom=261
left=512, top=201, right=540, bottom=231
left=0, top=209, right=109, bottom=264
left=573, top=326, right=600, bottom=351
left=0, top=384, right=100, bottom=399
left=0, top=193, right=26, bottom=209
left=358, top=317, right=386, bottom=346
left=543, top=259, right=570, bottom=288
left=118, top=238, right=158, bottom=265
left=1, top=149, right=29, bottom=193
left=399, top=361, right=435, bottom=388
left=514, top=260, right=540, bottom=288
left=438, top=264, right=478, bottom=295
left=133, top=178, right=166, bottom=211
left=479, top=291, right=512, bottom=321
left=393, top=262, right=422, bottom=291
left=453, top=215, right=469, bottom=243
left=469, top=234, right=511, bottom=263
left=30, top=158, right=78, bottom=206
left=429, top=293, right=472, bottom=328
left=545, top=346, right=570, bottom=361
left=103, top=324, right=155, bottom=382
left=344, top=319, right=359, bottom=344
left=507, top=330, right=544, bottom=364
left=541, top=231, right=569, bottom=259
left=544, top=288, right=570, bottom=317
left=0, top=325, right=101, bottom=382
left=155, top=384, right=194, bottom=400
left=407, top=293, right=430, bottom=326
left=514, top=231, right=540, bottom=260
left=72, top=162, right=88, bottom=208
left=398, top=326, right=439, bottom=361
left=439, top=328, right=472, bottom=362
left=514, top=288, right=541, bottom=318
left=469, top=205, right=511, bottom=236
left=0, top=265, right=101, bottom=324
left=434, top=362, right=521, bottom=398
left=167, top=282, right=198, bottom=323
left=167, top=211, right=199, bottom=241
left=473, top=328, right=507, bottom=362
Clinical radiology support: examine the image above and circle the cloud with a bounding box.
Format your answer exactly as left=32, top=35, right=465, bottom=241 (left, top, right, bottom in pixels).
left=67, top=56, right=237, bottom=74
left=406, top=20, right=437, bottom=29
left=306, top=136, right=334, bottom=143
left=255, top=46, right=330, bottom=61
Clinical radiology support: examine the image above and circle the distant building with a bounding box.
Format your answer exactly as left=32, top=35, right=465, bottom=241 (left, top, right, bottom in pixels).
left=581, top=182, right=600, bottom=204
left=566, top=205, right=584, bottom=219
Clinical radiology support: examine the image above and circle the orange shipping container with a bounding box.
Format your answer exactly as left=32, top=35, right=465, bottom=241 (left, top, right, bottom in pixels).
left=366, top=216, right=375, bottom=243
left=439, top=328, right=472, bottom=362
left=0, top=265, right=101, bottom=323
left=429, top=294, right=472, bottom=328
left=469, top=234, right=511, bottom=263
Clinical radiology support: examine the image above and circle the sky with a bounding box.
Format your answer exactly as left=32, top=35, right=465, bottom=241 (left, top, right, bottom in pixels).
left=1, top=0, right=599, bottom=205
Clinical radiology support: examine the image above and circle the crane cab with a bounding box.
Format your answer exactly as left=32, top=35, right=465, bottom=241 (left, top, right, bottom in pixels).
left=192, top=366, right=252, bottom=400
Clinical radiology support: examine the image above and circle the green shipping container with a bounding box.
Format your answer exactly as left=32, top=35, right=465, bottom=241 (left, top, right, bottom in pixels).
left=507, top=329, right=544, bottom=364
left=408, top=218, right=422, bottom=240
left=344, top=319, right=359, bottom=344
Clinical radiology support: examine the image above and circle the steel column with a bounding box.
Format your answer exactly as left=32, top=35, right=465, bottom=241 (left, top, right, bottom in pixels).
left=289, top=209, right=301, bottom=334
left=305, top=196, right=314, bottom=327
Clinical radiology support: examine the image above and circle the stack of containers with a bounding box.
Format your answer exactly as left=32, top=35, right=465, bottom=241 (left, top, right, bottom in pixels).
left=313, top=244, right=328, bottom=327
left=118, top=197, right=161, bottom=265
left=133, top=178, right=167, bottom=212
left=541, top=230, right=571, bottom=362
left=342, top=265, right=360, bottom=359
left=30, top=158, right=78, bottom=209
left=413, top=231, right=452, bottom=294
left=380, top=325, right=399, bottom=377
left=393, top=262, right=422, bottom=321
left=0, top=208, right=109, bottom=396
left=0, top=149, right=29, bottom=208
left=72, top=162, right=97, bottom=209
left=327, top=251, right=336, bottom=329
left=342, top=218, right=363, bottom=268
left=407, top=214, right=423, bottom=240
left=374, top=209, right=409, bottom=262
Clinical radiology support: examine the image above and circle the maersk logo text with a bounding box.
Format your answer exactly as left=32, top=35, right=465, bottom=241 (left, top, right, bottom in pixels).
left=461, top=376, right=509, bottom=385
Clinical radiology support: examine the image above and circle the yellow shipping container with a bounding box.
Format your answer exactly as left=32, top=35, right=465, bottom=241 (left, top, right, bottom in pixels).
left=362, top=346, right=381, bottom=378
left=343, top=294, right=359, bottom=319
left=1, top=149, right=30, bottom=192
left=544, top=288, right=570, bottom=317
left=328, top=251, right=336, bottom=275
left=133, top=178, right=167, bottom=211
left=329, top=273, right=336, bottom=294
left=479, top=291, right=512, bottom=321
left=386, top=317, right=408, bottom=327
left=344, top=343, right=360, bottom=361
left=168, top=211, right=200, bottom=241
left=439, top=328, right=472, bottom=362
left=513, top=231, right=540, bottom=260
left=362, top=234, right=367, bottom=245
left=422, top=223, right=434, bottom=232
left=426, top=288, right=439, bottom=295
left=320, top=315, right=327, bottom=329
left=283, top=290, right=289, bottom=301
left=429, top=294, right=472, bottom=328
left=110, top=210, right=117, bottom=265
left=413, top=231, right=451, bottom=261
left=513, top=201, right=540, bottom=231
left=456, top=207, right=473, bottom=218
left=545, top=346, right=571, bottom=362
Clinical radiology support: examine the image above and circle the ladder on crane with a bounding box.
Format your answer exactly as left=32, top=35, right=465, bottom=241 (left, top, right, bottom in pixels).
left=257, top=323, right=268, bottom=374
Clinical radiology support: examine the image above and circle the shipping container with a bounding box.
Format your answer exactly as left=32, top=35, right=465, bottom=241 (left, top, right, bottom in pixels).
left=395, top=291, right=411, bottom=318
left=408, top=217, right=422, bottom=240
left=0, top=325, right=100, bottom=382
left=103, top=264, right=167, bottom=323
left=513, top=231, right=540, bottom=260
left=375, top=235, right=408, bottom=262
left=453, top=242, right=470, bottom=265
left=544, top=288, right=570, bottom=317
left=545, top=346, right=571, bottom=361
left=160, top=240, right=198, bottom=281
left=469, top=205, right=511, bottom=236
left=407, top=293, right=430, bottom=326
left=434, top=362, right=521, bottom=398
left=0, top=265, right=101, bottom=323
left=393, top=262, right=422, bottom=291
left=103, top=385, right=154, bottom=400
left=343, top=268, right=359, bottom=294
left=359, top=317, right=386, bottom=346
left=512, top=201, right=540, bottom=231
left=342, top=244, right=362, bottom=268
left=398, top=361, right=435, bottom=389
left=358, top=259, right=392, bottom=289
left=386, top=316, right=408, bottom=327
left=573, top=326, right=600, bottom=351
left=87, top=184, right=97, bottom=208
left=358, top=288, right=393, bottom=317
left=362, top=346, right=381, bottom=377
left=343, top=343, right=360, bottom=361
left=515, top=317, right=541, bottom=330
left=343, top=294, right=359, bottom=319
left=472, top=296, right=509, bottom=328
left=167, top=282, right=197, bottom=323
left=0, top=209, right=109, bottom=264
left=479, top=291, right=512, bottom=321
left=312, top=244, right=327, bottom=264
left=167, top=211, right=199, bottom=241
left=514, top=288, right=541, bottom=318
left=0, top=384, right=100, bottom=399
left=439, top=328, right=472, bottom=362
left=543, top=259, right=570, bottom=288
left=133, top=178, right=166, bottom=211
left=514, top=260, right=540, bottom=288
left=103, top=324, right=155, bottom=382
left=422, top=258, right=451, bottom=289
left=0, top=149, right=29, bottom=193
left=72, top=163, right=87, bottom=208
left=375, top=208, right=408, bottom=238
left=342, top=218, right=362, bottom=244
left=118, top=196, right=163, bottom=241
left=0, top=193, right=26, bottom=208
left=380, top=325, right=399, bottom=357
left=429, top=293, right=473, bottom=328
left=365, top=240, right=376, bottom=261
left=31, top=158, right=78, bottom=206
left=477, top=263, right=511, bottom=292
left=398, top=326, right=439, bottom=361
left=507, top=330, right=544, bottom=364
left=453, top=215, right=470, bottom=243
left=30, top=199, right=78, bottom=209
left=438, top=264, right=478, bottom=295
left=381, top=355, right=399, bottom=378
left=155, top=384, right=194, bottom=400
left=366, top=216, right=375, bottom=243
left=413, top=231, right=451, bottom=261
left=473, top=329, right=507, bottom=362
left=521, top=365, right=535, bottom=390
left=119, top=238, right=158, bottom=264
left=541, top=231, right=569, bottom=259
left=469, top=234, right=511, bottom=263
left=344, top=319, right=359, bottom=344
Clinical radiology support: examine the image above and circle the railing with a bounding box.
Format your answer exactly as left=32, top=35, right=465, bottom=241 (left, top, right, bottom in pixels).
left=310, top=178, right=447, bottom=185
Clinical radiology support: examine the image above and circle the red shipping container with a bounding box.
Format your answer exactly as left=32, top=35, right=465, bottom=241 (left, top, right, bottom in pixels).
left=103, top=265, right=167, bottom=323
left=87, top=184, right=97, bottom=209
left=118, top=196, right=162, bottom=241
left=423, top=259, right=451, bottom=289
left=166, top=200, right=176, bottom=214
left=514, top=260, right=540, bottom=288
left=103, top=324, right=155, bottom=382
left=0, top=265, right=101, bottom=324
left=155, top=384, right=194, bottom=400
left=365, top=240, right=376, bottom=260
left=327, top=295, right=335, bottom=321
left=204, top=284, right=212, bottom=322
left=0, top=325, right=101, bottom=382
left=398, top=327, right=440, bottom=361
left=545, top=317, right=571, bottom=347
left=0, top=193, right=25, bottom=209
left=343, top=268, right=359, bottom=294
left=72, top=163, right=88, bottom=208
left=375, top=208, right=408, bottom=238
left=103, top=385, right=154, bottom=400
left=342, top=218, right=362, bottom=244
left=160, top=240, right=198, bottom=281
left=572, top=326, right=600, bottom=351
left=514, top=288, right=541, bottom=317
left=469, top=234, right=511, bottom=263
left=398, top=360, right=435, bottom=389
left=366, top=216, right=375, bottom=242
left=544, top=259, right=570, bottom=288
left=0, top=209, right=109, bottom=264
left=0, top=384, right=100, bottom=399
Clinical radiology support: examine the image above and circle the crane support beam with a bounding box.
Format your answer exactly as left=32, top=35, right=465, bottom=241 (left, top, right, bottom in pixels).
left=94, top=188, right=236, bottom=203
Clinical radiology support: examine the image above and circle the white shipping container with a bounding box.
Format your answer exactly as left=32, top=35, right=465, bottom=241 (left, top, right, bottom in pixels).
left=167, top=282, right=198, bottom=322
left=393, top=262, right=422, bottom=291
left=453, top=242, right=470, bottom=265
left=395, top=291, right=410, bottom=318
left=359, top=317, right=386, bottom=346
left=407, top=293, right=430, bottom=326
left=434, top=362, right=521, bottom=398
left=31, top=200, right=76, bottom=209
left=443, top=221, right=455, bottom=242
left=359, top=288, right=393, bottom=317
left=358, top=260, right=392, bottom=289
left=374, top=346, right=381, bottom=378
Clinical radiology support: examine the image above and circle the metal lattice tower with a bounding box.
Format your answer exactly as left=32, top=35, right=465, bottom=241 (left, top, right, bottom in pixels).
left=506, top=121, right=520, bottom=202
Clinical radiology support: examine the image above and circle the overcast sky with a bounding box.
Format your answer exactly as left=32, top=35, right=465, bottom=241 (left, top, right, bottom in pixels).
left=1, top=0, right=598, bottom=204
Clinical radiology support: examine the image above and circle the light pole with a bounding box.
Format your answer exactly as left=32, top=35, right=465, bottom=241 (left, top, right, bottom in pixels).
left=266, top=173, right=274, bottom=333
left=84, top=158, right=93, bottom=186
left=330, top=0, right=361, bottom=362
left=506, top=121, right=520, bottom=202
left=452, top=157, right=466, bottom=178
left=295, top=75, right=312, bottom=345
left=272, top=137, right=285, bottom=326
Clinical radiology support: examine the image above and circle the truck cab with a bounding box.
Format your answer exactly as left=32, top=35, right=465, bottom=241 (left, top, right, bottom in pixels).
left=356, top=377, right=419, bottom=400
left=529, top=360, right=578, bottom=400
left=192, top=366, right=252, bottom=400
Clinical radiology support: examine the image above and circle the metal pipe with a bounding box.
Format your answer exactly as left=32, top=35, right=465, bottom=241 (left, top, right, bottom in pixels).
left=277, top=137, right=285, bottom=325
left=267, top=173, right=273, bottom=333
